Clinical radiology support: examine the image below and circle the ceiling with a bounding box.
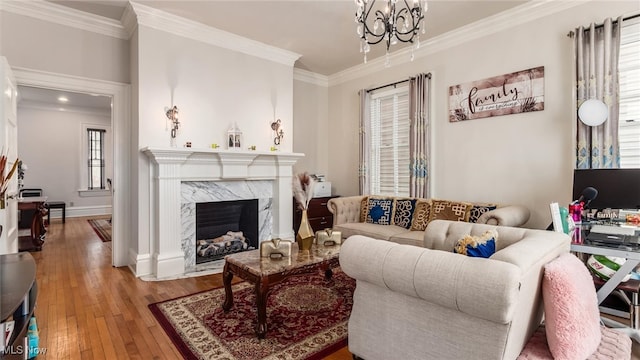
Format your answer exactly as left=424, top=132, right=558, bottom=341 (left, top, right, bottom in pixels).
left=17, top=86, right=112, bottom=113
left=25, top=1, right=529, bottom=110
left=49, top=0, right=529, bottom=76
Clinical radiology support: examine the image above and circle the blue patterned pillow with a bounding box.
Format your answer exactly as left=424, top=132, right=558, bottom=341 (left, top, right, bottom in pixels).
left=468, top=204, right=497, bottom=223
left=393, top=198, right=417, bottom=229
left=366, top=197, right=394, bottom=225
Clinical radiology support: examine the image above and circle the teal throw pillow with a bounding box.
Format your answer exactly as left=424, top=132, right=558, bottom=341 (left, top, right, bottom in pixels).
left=393, top=198, right=417, bottom=229
left=454, top=230, right=498, bottom=258
left=366, top=197, right=394, bottom=225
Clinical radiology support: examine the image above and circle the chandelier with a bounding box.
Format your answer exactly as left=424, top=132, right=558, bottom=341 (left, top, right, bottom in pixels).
left=355, top=0, right=427, bottom=65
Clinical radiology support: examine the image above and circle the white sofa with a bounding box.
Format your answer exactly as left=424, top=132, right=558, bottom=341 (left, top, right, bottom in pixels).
left=339, top=220, right=571, bottom=360
left=328, top=195, right=531, bottom=247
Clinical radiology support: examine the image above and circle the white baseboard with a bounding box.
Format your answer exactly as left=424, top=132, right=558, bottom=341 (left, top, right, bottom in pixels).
left=130, top=250, right=152, bottom=277
left=48, top=205, right=112, bottom=219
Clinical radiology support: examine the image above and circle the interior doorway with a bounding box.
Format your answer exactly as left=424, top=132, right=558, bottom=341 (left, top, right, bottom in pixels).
left=13, top=67, right=131, bottom=267
left=16, top=85, right=114, bottom=233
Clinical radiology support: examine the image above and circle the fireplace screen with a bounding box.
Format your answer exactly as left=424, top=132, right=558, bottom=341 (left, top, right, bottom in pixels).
left=195, top=199, right=258, bottom=264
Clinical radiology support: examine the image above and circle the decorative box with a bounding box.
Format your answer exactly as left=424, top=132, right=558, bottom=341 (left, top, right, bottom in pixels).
left=260, top=238, right=292, bottom=258
left=315, top=228, right=342, bottom=246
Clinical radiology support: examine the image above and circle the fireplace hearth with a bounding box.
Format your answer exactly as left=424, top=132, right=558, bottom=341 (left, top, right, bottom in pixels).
left=195, top=199, right=258, bottom=264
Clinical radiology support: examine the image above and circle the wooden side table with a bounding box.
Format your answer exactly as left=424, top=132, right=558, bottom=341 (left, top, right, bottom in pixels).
left=293, top=195, right=339, bottom=233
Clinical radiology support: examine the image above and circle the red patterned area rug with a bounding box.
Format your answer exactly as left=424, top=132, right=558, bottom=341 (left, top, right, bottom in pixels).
left=149, top=268, right=355, bottom=360
left=87, top=218, right=111, bottom=242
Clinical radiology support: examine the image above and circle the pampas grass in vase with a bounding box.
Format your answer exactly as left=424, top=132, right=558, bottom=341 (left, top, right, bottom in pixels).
left=293, top=172, right=316, bottom=251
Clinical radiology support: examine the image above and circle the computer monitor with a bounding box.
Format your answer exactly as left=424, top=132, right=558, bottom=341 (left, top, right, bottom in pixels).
left=572, top=168, right=640, bottom=210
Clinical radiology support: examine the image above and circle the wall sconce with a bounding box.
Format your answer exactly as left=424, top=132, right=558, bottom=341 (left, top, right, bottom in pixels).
left=166, top=105, right=180, bottom=138
left=271, top=119, right=284, bottom=145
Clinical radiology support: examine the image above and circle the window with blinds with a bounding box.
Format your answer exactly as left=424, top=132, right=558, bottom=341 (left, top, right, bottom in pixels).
left=88, top=128, right=106, bottom=189
left=369, top=86, right=410, bottom=196
left=619, top=18, right=640, bottom=168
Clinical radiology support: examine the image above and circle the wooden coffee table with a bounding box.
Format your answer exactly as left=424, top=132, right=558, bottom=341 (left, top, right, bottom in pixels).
left=221, top=242, right=341, bottom=338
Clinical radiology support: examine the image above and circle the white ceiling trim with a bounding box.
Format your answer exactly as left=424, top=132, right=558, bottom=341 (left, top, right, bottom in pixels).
left=294, top=68, right=329, bottom=87
left=18, top=100, right=111, bottom=117
left=0, top=0, right=128, bottom=40
left=328, top=0, right=588, bottom=86
left=126, top=2, right=301, bottom=68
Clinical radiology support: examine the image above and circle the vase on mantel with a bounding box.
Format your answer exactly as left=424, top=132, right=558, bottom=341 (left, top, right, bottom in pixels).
left=296, top=209, right=314, bottom=252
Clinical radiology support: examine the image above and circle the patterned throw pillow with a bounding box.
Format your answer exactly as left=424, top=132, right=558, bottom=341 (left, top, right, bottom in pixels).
left=468, top=204, right=498, bottom=223
left=393, top=198, right=417, bottom=229
left=410, top=199, right=432, bottom=231
left=366, top=197, right=394, bottom=225
left=359, top=196, right=369, bottom=223
left=454, top=230, right=498, bottom=258
left=429, top=199, right=473, bottom=222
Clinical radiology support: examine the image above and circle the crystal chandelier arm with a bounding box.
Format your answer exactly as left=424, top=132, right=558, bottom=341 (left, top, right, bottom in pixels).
left=394, top=1, right=423, bottom=40
left=394, top=13, right=421, bottom=40
left=358, top=4, right=390, bottom=46
left=355, top=0, right=426, bottom=62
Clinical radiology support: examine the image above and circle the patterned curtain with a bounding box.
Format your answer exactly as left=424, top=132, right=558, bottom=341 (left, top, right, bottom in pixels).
left=358, top=89, right=371, bottom=195
left=408, top=73, right=431, bottom=197
left=575, top=17, right=622, bottom=169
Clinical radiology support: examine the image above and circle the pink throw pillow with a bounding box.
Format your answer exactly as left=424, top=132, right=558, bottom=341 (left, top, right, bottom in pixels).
left=542, top=253, right=601, bottom=360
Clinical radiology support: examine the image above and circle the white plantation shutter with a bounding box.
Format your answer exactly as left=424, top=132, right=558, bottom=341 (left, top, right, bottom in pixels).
left=619, top=18, right=640, bottom=168
left=369, top=87, right=410, bottom=196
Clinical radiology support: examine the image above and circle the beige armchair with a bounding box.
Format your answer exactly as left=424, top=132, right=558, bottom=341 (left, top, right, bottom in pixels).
left=339, top=220, right=570, bottom=360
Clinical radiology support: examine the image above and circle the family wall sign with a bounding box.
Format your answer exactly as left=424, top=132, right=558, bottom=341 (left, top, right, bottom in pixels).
left=448, top=66, right=545, bottom=122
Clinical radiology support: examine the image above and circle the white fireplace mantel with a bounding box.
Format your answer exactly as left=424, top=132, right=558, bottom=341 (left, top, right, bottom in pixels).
left=142, top=147, right=304, bottom=278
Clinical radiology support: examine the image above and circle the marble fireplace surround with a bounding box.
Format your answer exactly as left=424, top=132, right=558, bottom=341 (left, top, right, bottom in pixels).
left=143, top=147, right=303, bottom=279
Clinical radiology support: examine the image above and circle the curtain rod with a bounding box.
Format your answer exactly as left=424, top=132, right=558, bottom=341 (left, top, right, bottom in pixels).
left=366, top=72, right=432, bottom=93
left=567, top=13, right=640, bottom=37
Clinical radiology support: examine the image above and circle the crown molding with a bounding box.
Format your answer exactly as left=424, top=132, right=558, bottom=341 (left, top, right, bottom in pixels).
left=121, top=2, right=138, bottom=39
left=127, top=2, right=301, bottom=67
left=328, top=0, right=588, bottom=86
left=0, top=0, right=128, bottom=40
left=293, top=68, right=329, bottom=87
left=18, top=100, right=111, bottom=117
left=0, top=1, right=300, bottom=67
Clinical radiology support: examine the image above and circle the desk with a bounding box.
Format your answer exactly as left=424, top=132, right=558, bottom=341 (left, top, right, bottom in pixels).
left=17, top=196, right=47, bottom=252
left=572, top=223, right=640, bottom=331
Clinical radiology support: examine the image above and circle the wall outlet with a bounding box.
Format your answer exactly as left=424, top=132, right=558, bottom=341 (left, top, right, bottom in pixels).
left=69, top=201, right=74, bottom=207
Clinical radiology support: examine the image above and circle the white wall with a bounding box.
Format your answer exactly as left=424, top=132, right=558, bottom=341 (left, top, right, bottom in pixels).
left=324, top=1, right=640, bottom=229
left=17, top=104, right=112, bottom=211
left=293, top=76, right=329, bottom=177
left=0, top=12, right=129, bottom=84
left=136, top=26, right=295, bottom=151
left=133, top=24, right=297, bottom=274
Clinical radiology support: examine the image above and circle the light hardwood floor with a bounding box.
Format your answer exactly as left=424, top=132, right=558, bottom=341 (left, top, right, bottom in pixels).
left=29, top=216, right=639, bottom=359
left=29, top=217, right=352, bottom=359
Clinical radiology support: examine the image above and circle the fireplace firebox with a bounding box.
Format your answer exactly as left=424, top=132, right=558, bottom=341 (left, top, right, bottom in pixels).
left=195, top=199, right=258, bottom=264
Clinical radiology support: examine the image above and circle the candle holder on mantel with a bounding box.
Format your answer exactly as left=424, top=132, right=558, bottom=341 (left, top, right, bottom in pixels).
left=227, top=122, right=243, bottom=150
